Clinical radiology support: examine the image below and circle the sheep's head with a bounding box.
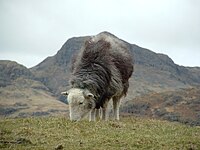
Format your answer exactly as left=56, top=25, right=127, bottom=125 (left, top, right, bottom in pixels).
left=62, top=88, right=95, bottom=121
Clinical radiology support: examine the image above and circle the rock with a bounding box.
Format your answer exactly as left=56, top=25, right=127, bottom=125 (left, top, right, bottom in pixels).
left=55, top=144, right=64, bottom=150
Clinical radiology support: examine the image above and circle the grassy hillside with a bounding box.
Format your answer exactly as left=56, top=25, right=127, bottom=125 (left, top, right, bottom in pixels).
left=0, top=117, right=199, bottom=150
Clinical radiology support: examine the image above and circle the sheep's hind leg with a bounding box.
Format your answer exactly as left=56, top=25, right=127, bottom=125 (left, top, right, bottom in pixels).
left=102, top=100, right=109, bottom=121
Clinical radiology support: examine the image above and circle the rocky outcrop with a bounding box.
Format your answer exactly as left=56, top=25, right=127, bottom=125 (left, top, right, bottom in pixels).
left=0, top=60, right=33, bottom=87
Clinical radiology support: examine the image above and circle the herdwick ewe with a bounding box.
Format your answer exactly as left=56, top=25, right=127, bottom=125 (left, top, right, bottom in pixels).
left=62, top=32, right=134, bottom=121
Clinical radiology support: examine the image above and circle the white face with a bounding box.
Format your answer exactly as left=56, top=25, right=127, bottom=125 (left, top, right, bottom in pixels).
left=65, top=88, right=95, bottom=121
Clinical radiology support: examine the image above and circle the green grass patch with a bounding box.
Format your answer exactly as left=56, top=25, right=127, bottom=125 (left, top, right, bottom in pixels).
left=0, top=117, right=199, bottom=149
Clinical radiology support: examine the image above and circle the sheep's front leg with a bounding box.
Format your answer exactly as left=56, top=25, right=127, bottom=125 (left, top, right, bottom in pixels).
left=89, top=108, right=96, bottom=121
left=95, top=108, right=101, bottom=120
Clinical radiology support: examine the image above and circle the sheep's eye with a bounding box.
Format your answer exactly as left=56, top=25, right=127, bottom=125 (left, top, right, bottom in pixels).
left=79, top=102, right=83, bottom=105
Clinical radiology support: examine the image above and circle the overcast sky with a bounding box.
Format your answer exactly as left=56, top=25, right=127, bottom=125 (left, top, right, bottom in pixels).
left=0, top=0, right=200, bottom=68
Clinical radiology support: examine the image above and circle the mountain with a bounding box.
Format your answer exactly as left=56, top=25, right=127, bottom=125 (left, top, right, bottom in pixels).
left=30, top=32, right=200, bottom=102
left=0, top=60, right=68, bottom=118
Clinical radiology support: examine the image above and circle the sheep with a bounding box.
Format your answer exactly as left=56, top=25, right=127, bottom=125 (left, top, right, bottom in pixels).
left=62, top=32, right=134, bottom=121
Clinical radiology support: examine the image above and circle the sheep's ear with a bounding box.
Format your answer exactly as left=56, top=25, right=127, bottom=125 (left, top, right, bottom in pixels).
left=86, top=93, right=94, bottom=98
left=83, top=89, right=94, bottom=99
left=61, top=91, right=68, bottom=96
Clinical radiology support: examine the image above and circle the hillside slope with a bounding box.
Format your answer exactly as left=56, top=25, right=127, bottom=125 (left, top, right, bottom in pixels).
left=0, top=61, right=68, bottom=118
left=121, top=87, right=200, bottom=126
